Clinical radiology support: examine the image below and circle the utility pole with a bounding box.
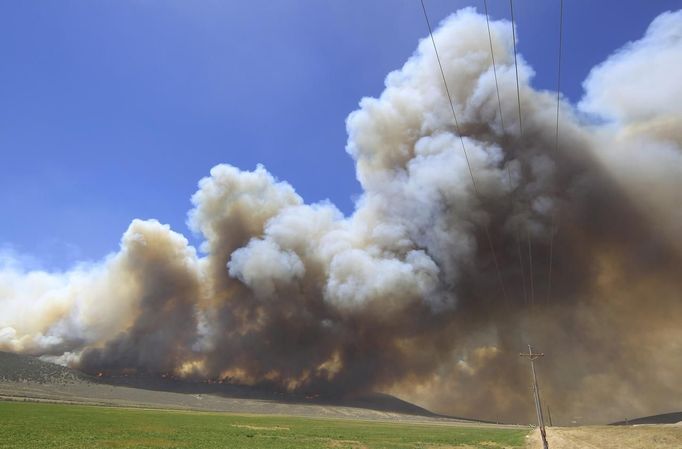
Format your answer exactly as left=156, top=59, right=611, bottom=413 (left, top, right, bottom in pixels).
left=520, top=345, right=549, bottom=449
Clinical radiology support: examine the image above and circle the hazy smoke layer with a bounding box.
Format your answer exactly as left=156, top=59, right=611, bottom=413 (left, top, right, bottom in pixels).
left=2, top=8, right=681, bottom=424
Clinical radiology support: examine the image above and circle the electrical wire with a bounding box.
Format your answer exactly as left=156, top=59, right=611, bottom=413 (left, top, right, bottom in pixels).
left=420, top=0, right=510, bottom=307
left=484, top=0, right=529, bottom=305
left=509, top=0, right=535, bottom=305
left=546, top=0, right=564, bottom=304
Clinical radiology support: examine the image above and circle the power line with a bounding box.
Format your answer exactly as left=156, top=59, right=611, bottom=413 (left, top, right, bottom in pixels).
left=483, top=0, right=529, bottom=305
left=509, top=0, right=523, bottom=136
left=483, top=0, right=505, bottom=132
left=509, top=0, right=535, bottom=305
left=547, top=0, right=564, bottom=304
left=515, top=222, right=529, bottom=305
left=527, top=229, right=535, bottom=305
left=419, top=0, right=509, bottom=307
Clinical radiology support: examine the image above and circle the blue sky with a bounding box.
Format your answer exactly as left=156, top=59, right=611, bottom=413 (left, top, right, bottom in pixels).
left=1, top=0, right=678, bottom=270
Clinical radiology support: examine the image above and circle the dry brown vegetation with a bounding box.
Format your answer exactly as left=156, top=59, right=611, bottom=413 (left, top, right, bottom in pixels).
left=526, top=425, right=682, bottom=449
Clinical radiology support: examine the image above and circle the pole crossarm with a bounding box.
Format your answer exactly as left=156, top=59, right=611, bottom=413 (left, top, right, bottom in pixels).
left=520, top=350, right=544, bottom=360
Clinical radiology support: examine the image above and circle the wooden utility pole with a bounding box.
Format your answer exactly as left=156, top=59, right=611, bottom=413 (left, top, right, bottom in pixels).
left=520, top=345, right=549, bottom=449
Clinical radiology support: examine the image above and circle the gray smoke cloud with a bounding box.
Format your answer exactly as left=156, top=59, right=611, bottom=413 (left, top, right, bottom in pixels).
left=1, top=8, right=681, bottom=424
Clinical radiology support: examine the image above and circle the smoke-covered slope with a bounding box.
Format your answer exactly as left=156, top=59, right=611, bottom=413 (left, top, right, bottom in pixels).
left=0, top=351, right=458, bottom=419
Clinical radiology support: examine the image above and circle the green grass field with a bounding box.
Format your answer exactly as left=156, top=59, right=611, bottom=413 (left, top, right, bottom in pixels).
left=0, top=401, right=528, bottom=449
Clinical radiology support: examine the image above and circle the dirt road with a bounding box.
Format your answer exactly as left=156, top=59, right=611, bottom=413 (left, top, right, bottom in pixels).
left=526, top=424, right=682, bottom=449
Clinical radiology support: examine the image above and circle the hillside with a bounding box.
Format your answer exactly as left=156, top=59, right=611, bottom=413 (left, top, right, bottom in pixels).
left=0, top=351, right=479, bottom=423
left=0, top=351, right=91, bottom=384
left=612, top=412, right=682, bottom=426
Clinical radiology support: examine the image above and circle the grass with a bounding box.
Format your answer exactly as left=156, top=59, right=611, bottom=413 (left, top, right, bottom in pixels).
left=0, top=401, right=528, bottom=449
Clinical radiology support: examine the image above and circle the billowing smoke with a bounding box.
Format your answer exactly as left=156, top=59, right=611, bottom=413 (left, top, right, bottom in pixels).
left=1, top=8, right=681, bottom=424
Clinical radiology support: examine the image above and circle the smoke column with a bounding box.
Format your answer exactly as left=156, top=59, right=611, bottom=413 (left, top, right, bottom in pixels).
left=1, top=8, right=681, bottom=424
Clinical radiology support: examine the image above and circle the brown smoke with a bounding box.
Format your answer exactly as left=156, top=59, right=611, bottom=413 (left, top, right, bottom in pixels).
left=1, top=8, right=681, bottom=425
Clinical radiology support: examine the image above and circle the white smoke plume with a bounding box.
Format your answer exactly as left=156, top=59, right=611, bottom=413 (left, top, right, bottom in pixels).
left=1, top=8, right=681, bottom=424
